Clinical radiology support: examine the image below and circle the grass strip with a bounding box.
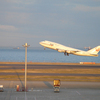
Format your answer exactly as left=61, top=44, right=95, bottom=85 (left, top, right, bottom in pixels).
left=0, top=75, right=100, bottom=82
left=0, top=69, right=100, bottom=74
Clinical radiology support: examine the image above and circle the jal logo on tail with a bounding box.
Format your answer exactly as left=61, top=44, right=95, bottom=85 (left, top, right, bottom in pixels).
left=96, top=48, right=100, bottom=51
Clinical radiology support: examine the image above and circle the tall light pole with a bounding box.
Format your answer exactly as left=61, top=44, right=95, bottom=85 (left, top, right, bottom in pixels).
left=22, top=43, right=30, bottom=91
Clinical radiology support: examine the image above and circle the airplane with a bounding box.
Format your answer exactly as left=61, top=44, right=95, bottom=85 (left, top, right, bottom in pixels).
left=39, top=40, right=100, bottom=57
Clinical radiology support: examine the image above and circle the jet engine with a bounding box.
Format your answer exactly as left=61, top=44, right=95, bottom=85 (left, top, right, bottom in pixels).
left=57, top=50, right=65, bottom=53
left=66, top=51, right=71, bottom=54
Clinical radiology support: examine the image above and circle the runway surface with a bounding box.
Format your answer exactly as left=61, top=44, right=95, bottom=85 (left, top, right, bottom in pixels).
left=0, top=81, right=100, bottom=100
left=0, top=63, right=100, bottom=100
left=0, top=63, right=100, bottom=69
left=0, top=73, right=100, bottom=77
left=0, top=63, right=100, bottom=77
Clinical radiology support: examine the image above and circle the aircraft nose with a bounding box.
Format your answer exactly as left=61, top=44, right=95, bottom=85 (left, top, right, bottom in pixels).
left=39, top=42, right=42, bottom=44
left=39, top=41, right=44, bottom=45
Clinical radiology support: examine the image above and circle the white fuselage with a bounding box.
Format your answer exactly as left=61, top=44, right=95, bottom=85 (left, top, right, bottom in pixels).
left=40, top=40, right=99, bottom=57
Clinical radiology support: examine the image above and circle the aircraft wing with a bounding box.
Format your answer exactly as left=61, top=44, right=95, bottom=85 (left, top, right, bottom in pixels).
left=56, top=49, right=80, bottom=54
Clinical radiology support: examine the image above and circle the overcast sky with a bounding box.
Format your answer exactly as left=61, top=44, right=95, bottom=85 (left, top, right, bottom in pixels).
left=0, top=0, right=100, bottom=48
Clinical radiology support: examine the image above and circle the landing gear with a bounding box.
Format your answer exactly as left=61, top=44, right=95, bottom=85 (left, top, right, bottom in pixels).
left=64, top=52, right=66, bottom=56
left=67, top=53, right=69, bottom=56
left=64, top=52, right=69, bottom=56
